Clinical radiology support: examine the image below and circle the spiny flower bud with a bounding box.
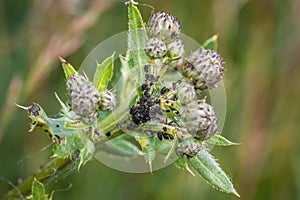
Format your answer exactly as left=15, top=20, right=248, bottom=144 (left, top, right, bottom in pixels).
left=167, top=39, right=184, bottom=57
left=67, top=74, right=100, bottom=124
left=182, top=100, right=218, bottom=140
left=176, top=139, right=202, bottom=158
left=99, top=90, right=116, bottom=111
left=175, top=80, right=196, bottom=104
left=147, top=11, right=181, bottom=43
left=184, top=48, right=224, bottom=90
left=146, top=37, right=168, bottom=58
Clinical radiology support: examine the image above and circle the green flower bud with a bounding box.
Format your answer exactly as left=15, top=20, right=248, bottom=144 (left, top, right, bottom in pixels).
left=182, top=100, right=218, bottom=140
left=147, top=11, right=181, bottom=43
left=146, top=37, right=168, bottom=58
left=167, top=39, right=184, bottom=57
left=176, top=139, right=202, bottom=158
left=99, top=90, right=116, bottom=111
left=184, top=48, right=224, bottom=90
left=175, top=80, right=196, bottom=104
left=67, top=73, right=100, bottom=124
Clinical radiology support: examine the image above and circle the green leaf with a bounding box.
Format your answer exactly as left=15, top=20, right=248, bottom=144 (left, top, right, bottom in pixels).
left=135, top=135, right=156, bottom=172
left=27, top=177, right=52, bottom=200
left=127, top=2, right=148, bottom=85
left=16, top=103, right=81, bottom=158
left=78, top=136, right=95, bottom=170
left=59, top=57, right=77, bottom=79
left=202, top=34, right=218, bottom=51
left=93, top=53, right=115, bottom=92
left=52, top=133, right=82, bottom=158
left=206, top=135, right=240, bottom=146
left=110, top=135, right=143, bottom=156
left=188, top=150, right=240, bottom=197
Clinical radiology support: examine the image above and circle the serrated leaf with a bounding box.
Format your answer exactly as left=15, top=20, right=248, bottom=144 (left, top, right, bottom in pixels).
left=206, top=135, right=240, bottom=146
left=78, top=136, right=95, bottom=170
left=27, top=177, right=51, bottom=200
left=188, top=150, right=240, bottom=197
left=93, top=53, right=115, bottom=92
left=127, top=2, right=148, bottom=85
left=203, top=34, right=218, bottom=51
left=59, top=57, right=77, bottom=79
left=119, top=54, right=137, bottom=104
left=52, top=134, right=82, bottom=158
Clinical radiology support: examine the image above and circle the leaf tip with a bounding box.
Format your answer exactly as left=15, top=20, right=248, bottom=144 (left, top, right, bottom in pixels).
left=233, top=189, right=240, bottom=198
left=212, top=34, right=218, bottom=41
left=58, top=56, right=66, bottom=63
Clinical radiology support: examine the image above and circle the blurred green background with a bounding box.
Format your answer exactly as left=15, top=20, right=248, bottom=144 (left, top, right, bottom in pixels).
left=1, top=0, right=299, bottom=199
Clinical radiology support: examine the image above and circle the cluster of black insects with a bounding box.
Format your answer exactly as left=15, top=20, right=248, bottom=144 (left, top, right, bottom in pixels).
left=129, top=82, right=158, bottom=125
left=129, top=64, right=179, bottom=141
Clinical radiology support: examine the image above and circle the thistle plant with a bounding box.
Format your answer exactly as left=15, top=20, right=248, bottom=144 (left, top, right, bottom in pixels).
left=5, top=1, right=240, bottom=199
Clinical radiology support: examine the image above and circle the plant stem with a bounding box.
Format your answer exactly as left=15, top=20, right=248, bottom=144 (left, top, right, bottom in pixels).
left=3, top=128, right=125, bottom=199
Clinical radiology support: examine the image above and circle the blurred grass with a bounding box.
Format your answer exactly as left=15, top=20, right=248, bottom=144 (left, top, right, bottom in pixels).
left=1, top=0, right=300, bottom=199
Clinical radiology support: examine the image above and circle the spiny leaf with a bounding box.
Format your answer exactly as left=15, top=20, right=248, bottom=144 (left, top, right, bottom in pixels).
left=27, top=177, right=52, bottom=200
left=127, top=1, right=148, bottom=85
left=78, top=136, right=95, bottom=170
left=59, top=57, right=77, bottom=79
left=93, top=52, right=115, bottom=92
left=52, top=134, right=82, bottom=158
left=206, top=135, right=240, bottom=146
left=202, top=34, right=218, bottom=51
left=188, top=150, right=240, bottom=197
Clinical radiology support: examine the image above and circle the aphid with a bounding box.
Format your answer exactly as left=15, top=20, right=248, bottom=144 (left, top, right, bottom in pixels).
left=141, top=83, right=149, bottom=91
left=162, top=133, right=169, bottom=139
left=157, top=131, right=163, bottom=140
left=160, top=87, right=170, bottom=95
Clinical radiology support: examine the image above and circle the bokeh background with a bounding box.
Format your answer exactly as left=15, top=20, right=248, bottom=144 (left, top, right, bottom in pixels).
left=1, top=0, right=300, bottom=199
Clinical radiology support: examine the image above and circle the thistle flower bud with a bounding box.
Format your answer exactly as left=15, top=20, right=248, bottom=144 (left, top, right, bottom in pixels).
left=67, top=74, right=100, bottom=124
left=167, top=39, right=184, bottom=57
left=147, top=11, right=181, bottom=43
left=175, top=80, right=196, bottom=104
left=176, top=139, right=202, bottom=158
left=99, top=90, right=116, bottom=111
left=182, top=100, right=218, bottom=140
left=146, top=37, right=168, bottom=58
left=184, top=48, right=224, bottom=90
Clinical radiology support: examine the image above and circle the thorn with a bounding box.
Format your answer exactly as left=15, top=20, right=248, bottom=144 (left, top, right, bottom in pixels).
left=233, top=190, right=240, bottom=198
left=54, top=92, right=68, bottom=112
left=186, top=165, right=195, bottom=176
left=14, top=103, right=28, bottom=110
left=58, top=56, right=67, bottom=64
left=78, top=162, right=83, bottom=171
left=149, top=161, right=153, bottom=174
